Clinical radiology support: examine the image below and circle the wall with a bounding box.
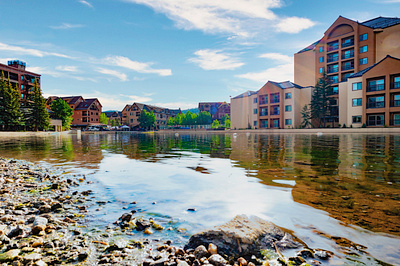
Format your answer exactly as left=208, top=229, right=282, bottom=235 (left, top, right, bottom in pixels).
left=375, top=24, right=400, bottom=61
left=294, top=49, right=316, bottom=87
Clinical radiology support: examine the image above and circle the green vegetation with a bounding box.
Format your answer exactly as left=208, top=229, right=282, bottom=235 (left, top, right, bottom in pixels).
left=167, top=111, right=212, bottom=126
left=300, top=105, right=311, bottom=129
left=99, top=113, right=109, bottom=125
left=138, top=110, right=156, bottom=130
left=50, top=98, right=74, bottom=130
left=212, top=119, right=220, bottom=128
left=0, top=73, right=23, bottom=130
left=311, top=72, right=335, bottom=128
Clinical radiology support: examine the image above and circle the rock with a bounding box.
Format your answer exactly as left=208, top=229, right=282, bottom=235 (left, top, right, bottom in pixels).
left=78, top=251, right=89, bottom=261
left=34, top=260, right=47, bottom=266
left=185, top=215, right=301, bottom=257
left=194, top=245, right=208, bottom=259
left=237, top=257, right=247, bottom=266
left=51, top=203, right=63, bottom=212
left=144, top=228, right=153, bottom=235
left=314, top=249, right=330, bottom=260
left=176, top=259, right=190, bottom=266
left=31, top=237, right=44, bottom=247
left=31, top=225, right=46, bottom=235
left=0, top=225, right=8, bottom=235
left=0, top=249, right=20, bottom=262
left=32, top=217, right=48, bottom=227
left=208, top=254, right=227, bottom=266
left=136, top=219, right=151, bottom=231
left=23, top=253, right=42, bottom=262
left=7, top=225, right=24, bottom=238
left=150, top=258, right=169, bottom=266
left=208, top=243, right=218, bottom=255
left=120, top=213, right=132, bottom=222
left=39, top=205, right=51, bottom=213
left=1, top=214, right=13, bottom=222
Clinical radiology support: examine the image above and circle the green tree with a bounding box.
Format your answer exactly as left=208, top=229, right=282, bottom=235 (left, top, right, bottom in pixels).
left=0, top=74, right=23, bottom=130
left=110, top=119, right=116, bottom=127
left=167, top=117, right=174, bottom=126
left=138, top=110, right=156, bottom=130
left=212, top=119, right=220, bottom=129
left=300, top=105, right=312, bottom=129
left=220, top=114, right=230, bottom=125
left=27, top=79, right=49, bottom=131
left=174, top=113, right=183, bottom=125
left=50, top=98, right=73, bottom=130
left=182, top=111, right=196, bottom=125
left=311, top=72, right=333, bottom=127
left=196, top=111, right=212, bottom=125
left=224, top=118, right=231, bottom=129
left=99, top=113, right=109, bottom=125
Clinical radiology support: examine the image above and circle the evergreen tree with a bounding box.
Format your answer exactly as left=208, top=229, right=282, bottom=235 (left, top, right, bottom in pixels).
left=311, top=72, right=333, bottom=127
left=25, top=79, right=49, bottom=131
left=0, top=72, right=7, bottom=128
left=0, top=75, right=23, bottom=131
left=50, top=98, right=73, bottom=130
left=300, top=105, right=312, bottom=128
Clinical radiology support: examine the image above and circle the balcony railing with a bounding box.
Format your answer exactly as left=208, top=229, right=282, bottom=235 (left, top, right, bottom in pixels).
left=260, top=112, right=268, bottom=116
left=270, top=100, right=279, bottom=104
left=391, top=100, right=400, bottom=107
left=327, top=46, right=338, bottom=52
left=368, top=120, right=384, bottom=126
left=342, top=40, right=354, bottom=48
left=327, top=68, right=338, bottom=74
left=367, top=102, right=385, bottom=108
left=342, top=65, right=354, bottom=71
left=270, top=111, right=280, bottom=115
left=391, top=82, right=400, bottom=89
left=367, top=84, right=385, bottom=92
left=391, top=119, right=400, bottom=126
left=342, top=51, right=354, bottom=59
left=259, top=100, right=268, bottom=105
left=327, top=56, right=339, bottom=63
left=327, top=90, right=339, bottom=96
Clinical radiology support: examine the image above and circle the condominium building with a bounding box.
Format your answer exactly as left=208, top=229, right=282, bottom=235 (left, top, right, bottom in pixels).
left=295, top=16, right=400, bottom=127
left=122, top=102, right=181, bottom=129
left=230, top=91, right=258, bottom=129
left=339, top=55, right=400, bottom=127
left=198, top=102, right=230, bottom=120
left=47, top=96, right=102, bottom=128
left=0, top=60, right=41, bottom=102
left=231, top=81, right=311, bottom=129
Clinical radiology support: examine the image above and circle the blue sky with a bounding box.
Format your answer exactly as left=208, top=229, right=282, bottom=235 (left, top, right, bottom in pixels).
left=0, top=0, right=399, bottom=111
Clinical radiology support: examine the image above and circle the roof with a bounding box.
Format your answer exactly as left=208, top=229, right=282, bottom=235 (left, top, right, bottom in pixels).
left=296, top=40, right=320, bottom=54
left=361, top=16, right=400, bottom=29
left=350, top=55, right=400, bottom=78
left=61, top=96, right=83, bottom=104
left=269, top=81, right=303, bottom=89
left=232, top=90, right=257, bottom=99
left=75, top=99, right=99, bottom=110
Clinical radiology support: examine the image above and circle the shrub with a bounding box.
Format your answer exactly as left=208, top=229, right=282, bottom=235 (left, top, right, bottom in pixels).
left=342, top=124, right=347, bottom=128
left=362, top=123, right=367, bottom=128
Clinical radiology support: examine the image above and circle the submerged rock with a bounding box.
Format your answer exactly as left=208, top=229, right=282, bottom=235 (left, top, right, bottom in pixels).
left=185, top=215, right=301, bottom=257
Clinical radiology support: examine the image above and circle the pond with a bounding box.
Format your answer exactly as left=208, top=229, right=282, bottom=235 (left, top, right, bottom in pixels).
left=0, top=132, right=399, bottom=265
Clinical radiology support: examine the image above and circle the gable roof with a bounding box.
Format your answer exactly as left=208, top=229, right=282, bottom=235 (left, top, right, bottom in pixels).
left=232, top=90, right=257, bottom=99
left=297, top=40, right=320, bottom=54
left=269, top=81, right=303, bottom=89
left=361, top=16, right=400, bottom=29
left=350, top=55, right=400, bottom=78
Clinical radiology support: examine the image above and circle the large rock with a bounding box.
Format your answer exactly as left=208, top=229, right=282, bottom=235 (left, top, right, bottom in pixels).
left=185, top=215, right=301, bottom=257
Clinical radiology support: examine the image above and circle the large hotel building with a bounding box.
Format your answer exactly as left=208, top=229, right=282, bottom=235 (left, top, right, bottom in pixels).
left=232, top=16, right=400, bottom=129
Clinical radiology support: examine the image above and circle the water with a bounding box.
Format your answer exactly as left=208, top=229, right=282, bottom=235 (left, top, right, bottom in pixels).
left=0, top=132, right=399, bottom=265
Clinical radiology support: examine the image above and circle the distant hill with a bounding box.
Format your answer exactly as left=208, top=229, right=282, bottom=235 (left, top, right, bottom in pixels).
left=182, top=108, right=199, bottom=114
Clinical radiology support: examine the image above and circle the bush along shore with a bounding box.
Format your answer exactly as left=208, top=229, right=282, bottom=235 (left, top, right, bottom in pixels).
left=0, top=158, right=332, bottom=266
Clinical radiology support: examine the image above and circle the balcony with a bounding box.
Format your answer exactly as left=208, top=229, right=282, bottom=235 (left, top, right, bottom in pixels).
left=327, top=68, right=338, bottom=74
left=367, top=84, right=385, bottom=92
left=342, top=51, right=354, bottom=59
left=391, top=82, right=400, bottom=89
left=391, top=100, right=400, bottom=107
left=327, top=56, right=339, bottom=63
left=259, top=100, right=268, bottom=105
left=270, top=111, right=280, bottom=115
left=260, top=111, right=268, bottom=116
left=391, top=119, right=400, bottom=126
left=327, top=46, right=338, bottom=52
left=367, top=102, right=385, bottom=108
left=342, top=40, right=354, bottom=48
left=342, top=65, right=354, bottom=71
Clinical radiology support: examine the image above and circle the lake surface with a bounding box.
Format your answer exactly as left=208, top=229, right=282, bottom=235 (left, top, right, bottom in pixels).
left=0, top=132, right=399, bottom=265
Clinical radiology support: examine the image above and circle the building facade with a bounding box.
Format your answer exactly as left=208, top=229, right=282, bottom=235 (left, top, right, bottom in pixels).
left=230, top=91, right=258, bottom=129
left=47, top=96, right=102, bottom=128
left=103, top=111, right=123, bottom=126
left=0, top=60, right=41, bottom=102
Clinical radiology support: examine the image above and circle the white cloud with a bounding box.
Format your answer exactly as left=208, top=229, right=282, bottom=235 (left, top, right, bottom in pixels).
left=0, top=42, right=71, bottom=58
left=189, top=49, right=244, bottom=70
left=78, top=0, right=93, bottom=8
left=55, top=65, right=79, bottom=72
left=124, top=0, right=282, bottom=37
left=104, top=55, right=172, bottom=76
left=50, top=23, right=84, bottom=30
left=236, top=63, right=294, bottom=83
left=97, top=68, right=128, bottom=81
left=275, top=17, right=316, bottom=34
left=153, top=101, right=197, bottom=110
left=259, top=53, right=293, bottom=63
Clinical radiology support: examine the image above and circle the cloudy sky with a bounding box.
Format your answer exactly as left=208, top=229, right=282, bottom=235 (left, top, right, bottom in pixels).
left=0, top=0, right=399, bottom=110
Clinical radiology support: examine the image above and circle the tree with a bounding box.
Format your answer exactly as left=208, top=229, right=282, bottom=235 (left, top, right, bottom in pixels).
left=0, top=74, right=23, bottom=130
left=138, top=110, right=156, bottom=130
left=300, top=105, right=312, bottom=129
left=196, top=111, right=212, bottom=125
left=224, top=118, right=231, bottom=129
left=99, top=113, right=109, bottom=125
left=212, top=119, right=220, bottom=129
left=25, top=79, right=50, bottom=131
left=220, top=114, right=230, bottom=125
left=167, top=117, right=174, bottom=126
left=50, top=98, right=73, bottom=130
left=311, top=72, right=333, bottom=127
left=110, top=119, right=116, bottom=127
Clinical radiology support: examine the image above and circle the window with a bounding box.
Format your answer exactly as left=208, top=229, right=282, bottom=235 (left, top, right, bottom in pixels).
left=352, top=98, right=362, bottom=106
left=352, top=116, right=362, bottom=123
left=270, top=93, right=280, bottom=103
left=271, top=106, right=280, bottom=115
left=360, top=45, right=368, bottom=53
left=261, top=120, right=268, bottom=128
left=259, top=95, right=268, bottom=105
left=393, top=114, right=400, bottom=126
left=254, top=121, right=257, bottom=127
left=352, top=82, right=362, bottom=91
left=392, top=76, right=400, bottom=89
left=285, top=105, right=292, bottom=112
left=327, top=64, right=339, bottom=73
left=360, top=33, right=368, bottom=41
left=330, top=75, right=339, bottom=84
left=331, top=86, right=339, bottom=95
left=319, top=46, right=324, bottom=52
left=254, top=98, right=257, bottom=103
left=21, top=76, right=24, bottom=81
left=367, top=96, right=385, bottom=108
left=319, top=67, right=324, bottom=73
left=327, top=41, right=339, bottom=51
left=285, top=119, right=292, bottom=125
left=342, top=49, right=354, bottom=59
left=327, top=52, right=339, bottom=63
left=254, top=108, right=257, bottom=114
left=319, top=56, right=324, bottom=63
left=285, top=92, right=292, bottom=99
left=392, top=94, right=400, bottom=107
left=360, top=58, right=368, bottom=65
left=367, top=114, right=384, bottom=126
left=21, top=85, right=24, bottom=90
left=342, top=36, right=354, bottom=47
left=367, top=79, right=384, bottom=92
left=260, top=107, right=268, bottom=116
left=272, top=119, right=280, bottom=128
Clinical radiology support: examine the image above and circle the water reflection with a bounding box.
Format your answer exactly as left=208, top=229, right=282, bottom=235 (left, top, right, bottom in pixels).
left=0, top=132, right=399, bottom=264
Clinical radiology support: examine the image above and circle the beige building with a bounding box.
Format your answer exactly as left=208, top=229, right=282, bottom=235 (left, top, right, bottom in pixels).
left=230, top=91, right=258, bottom=129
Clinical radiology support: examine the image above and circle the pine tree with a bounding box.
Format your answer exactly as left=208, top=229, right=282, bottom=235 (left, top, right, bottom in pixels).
left=25, top=79, right=49, bottom=131
left=0, top=76, right=23, bottom=131
left=311, top=72, right=333, bottom=127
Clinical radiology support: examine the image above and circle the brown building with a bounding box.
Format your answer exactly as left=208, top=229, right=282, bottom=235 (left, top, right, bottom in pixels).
left=339, top=55, right=400, bottom=127
left=103, top=111, right=123, bottom=126
left=0, top=60, right=41, bottom=102
left=198, top=102, right=230, bottom=120
left=122, top=102, right=180, bottom=129
left=47, top=96, right=102, bottom=129
left=295, top=16, right=400, bottom=127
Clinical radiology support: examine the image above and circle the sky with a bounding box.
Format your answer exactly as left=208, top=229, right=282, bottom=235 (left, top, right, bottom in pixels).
left=0, top=0, right=399, bottom=111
